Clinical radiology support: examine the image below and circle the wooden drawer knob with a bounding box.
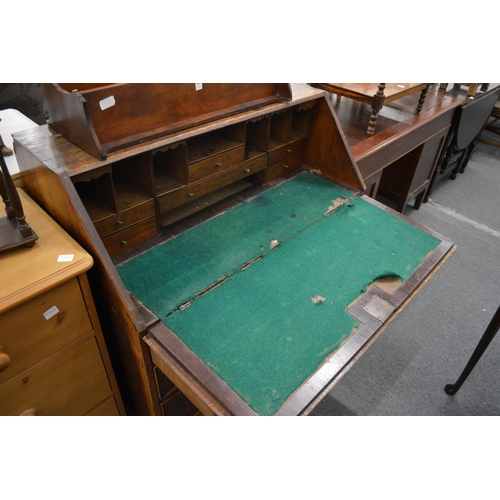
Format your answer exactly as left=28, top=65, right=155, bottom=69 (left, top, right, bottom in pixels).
left=19, top=408, right=38, bottom=416
left=0, top=346, right=11, bottom=372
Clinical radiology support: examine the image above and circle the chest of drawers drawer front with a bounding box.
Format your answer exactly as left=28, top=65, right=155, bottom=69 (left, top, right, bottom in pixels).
left=189, top=145, right=245, bottom=183
left=93, top=200, right=155, bottom=238
left=158, top=154, right=268, bottom=214
left=83, top=396, right=120, bottom=416
left=268, top=136, right=307, bottom=165
left=102, top=216, right=158, bottom=256
left=0, top=338, right=112, bottom=416
left=0, top=278, right=93, bottom=385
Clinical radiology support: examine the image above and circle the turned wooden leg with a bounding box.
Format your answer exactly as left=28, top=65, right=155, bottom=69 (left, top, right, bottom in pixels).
left=0, top=170, right=15, bottom=219
left=445, top=304, right=500, bottom=395
left=415, top=84, right=429, bottom=114
left=367, top=83, right=386, bottom=135
left=0, top=152, right=38, bottom=249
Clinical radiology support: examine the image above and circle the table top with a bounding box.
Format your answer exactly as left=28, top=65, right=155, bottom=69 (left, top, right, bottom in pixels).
left=0, top=109, right=39, bottom=176
left=313, top=83, right=428, bottom=104
left=0, top=189, right=93, bottom=313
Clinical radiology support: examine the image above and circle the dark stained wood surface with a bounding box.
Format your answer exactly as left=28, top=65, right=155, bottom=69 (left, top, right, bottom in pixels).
left=320, top=85, right=464, bottom=212
left=313, top=83, right=429, bottom=105
left=44, top=84, right=293, bottom=159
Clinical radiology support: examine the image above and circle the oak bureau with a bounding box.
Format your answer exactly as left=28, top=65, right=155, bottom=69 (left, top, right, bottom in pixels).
left=12, top=84, right=454, bottom=415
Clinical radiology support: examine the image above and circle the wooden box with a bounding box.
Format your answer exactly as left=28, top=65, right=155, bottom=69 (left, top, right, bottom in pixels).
left=43, top=83, right=292, bottom=160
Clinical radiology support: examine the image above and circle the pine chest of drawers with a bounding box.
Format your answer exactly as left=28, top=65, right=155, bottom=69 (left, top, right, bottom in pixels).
left=0, top=189, right=125, bottom=416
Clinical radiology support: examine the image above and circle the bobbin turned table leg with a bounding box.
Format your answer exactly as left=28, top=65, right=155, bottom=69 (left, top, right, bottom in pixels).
left=445, top=304, right=500, bottom=395
left=367, top=83, right=386, bottom=135
left=415, top=85, right=429, bottom=114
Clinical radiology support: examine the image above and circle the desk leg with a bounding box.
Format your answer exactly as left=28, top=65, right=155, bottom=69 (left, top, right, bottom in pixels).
left=445, top=304, right=500, bottom=395
left=415, top=85, right=430, bottom=114
left=367, top=84, right=386, bottom=135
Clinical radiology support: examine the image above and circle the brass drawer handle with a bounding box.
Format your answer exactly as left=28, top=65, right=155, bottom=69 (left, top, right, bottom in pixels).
left=188, top=192, right=194, bottom=197
left=0, top=346, right=11, bottom=372
left=284, top=164, right=289, bottom=169
left=116, top=220, right=124, bottom=226
left=216, top=162, right=222, bottom=167
left=287, top=149, right=292, bottom=154
left=121, top=240, right=128, bottom=246
left=245, top=168, right=251, bottom=173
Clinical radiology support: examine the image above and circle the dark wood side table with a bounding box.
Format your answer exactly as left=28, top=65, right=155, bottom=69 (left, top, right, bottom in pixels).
left=312, top=83, right=430, bottom=135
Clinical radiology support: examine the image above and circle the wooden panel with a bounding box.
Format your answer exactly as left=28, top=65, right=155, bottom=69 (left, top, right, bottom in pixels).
left=0, top=277, right=93, bottom=385
left=304, top=98, right=365, bottom=191
left=353, top=108, right=455, bottom=179
left=0, top=338, right=112, bottom=416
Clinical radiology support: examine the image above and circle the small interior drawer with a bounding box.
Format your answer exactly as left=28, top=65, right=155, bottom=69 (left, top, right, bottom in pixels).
left=189, top=145, right=245, bottom=182
left=0, top=277, right=93, bottom=385
left=261, top=151, right=305, bottom=183
left=158, top=154, right=267, bottom=214
left=102, top=217, right=158, bottom=256
left=0, top=338, right=112, bottom=416
left=93, top=200, right=156, bottom=238
left=268, top=136, right=307, bottom=165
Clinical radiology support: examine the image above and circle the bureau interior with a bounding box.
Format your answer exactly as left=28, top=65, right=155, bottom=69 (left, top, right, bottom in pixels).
left=71, top=102, right=318, bottom=257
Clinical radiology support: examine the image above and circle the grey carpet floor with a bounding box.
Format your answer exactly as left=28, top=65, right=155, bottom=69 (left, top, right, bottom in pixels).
left=311, top=138, right=500, bottom=416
